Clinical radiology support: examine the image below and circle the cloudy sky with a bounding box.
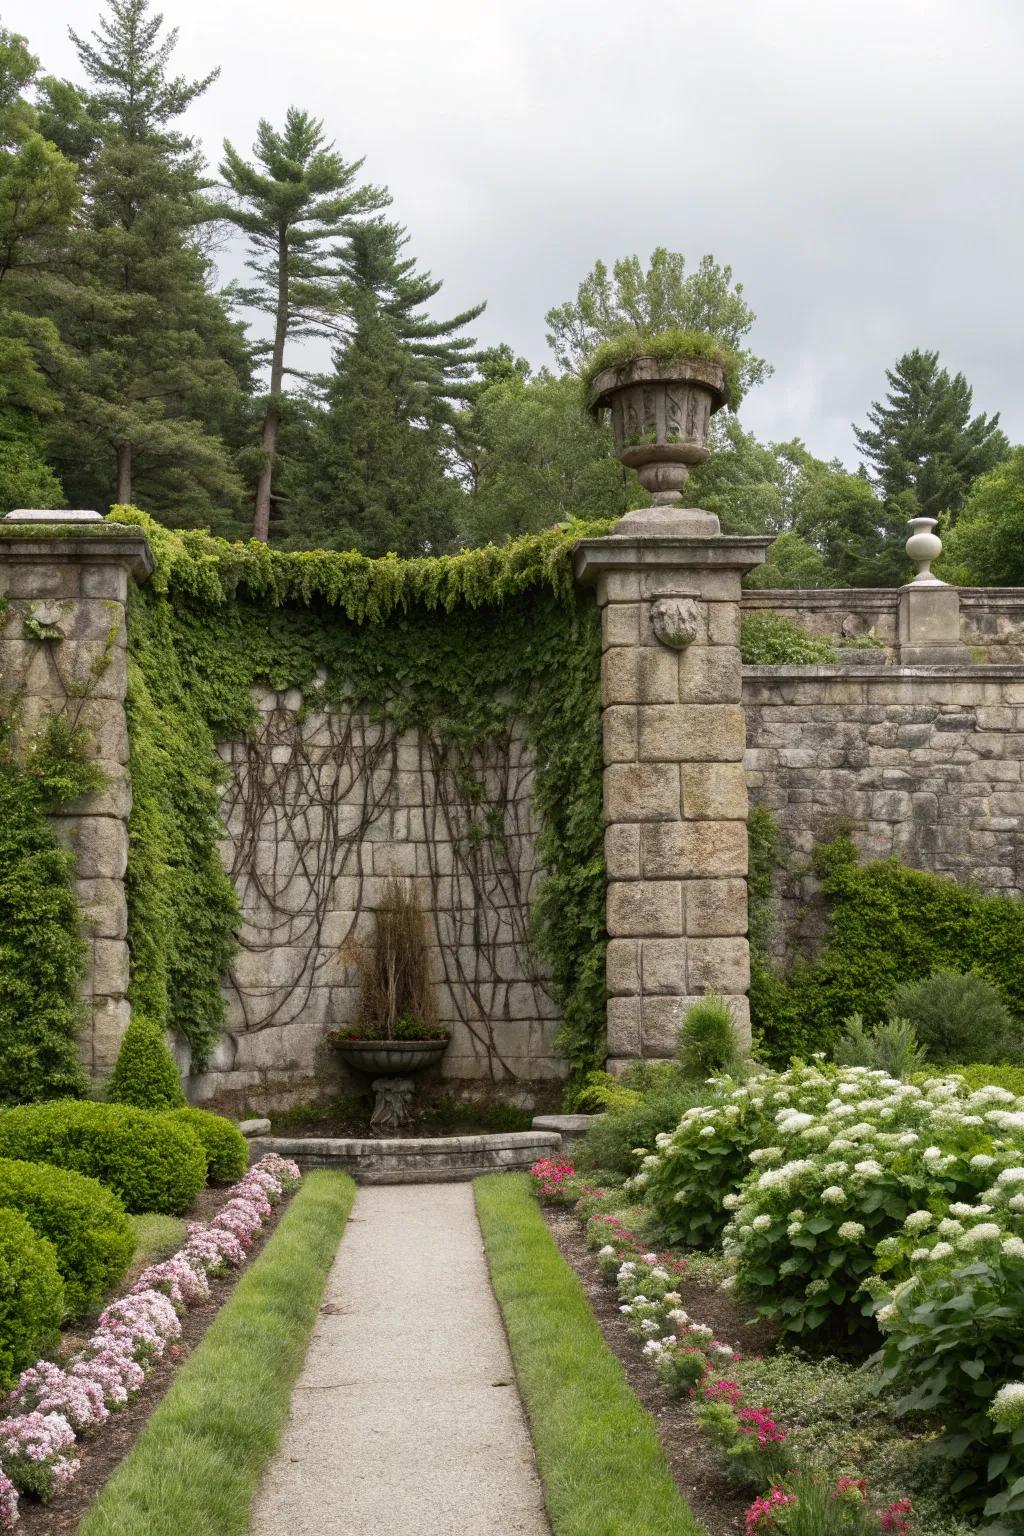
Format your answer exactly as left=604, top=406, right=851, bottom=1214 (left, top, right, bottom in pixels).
left=11, top=0, right=1024, bottom=466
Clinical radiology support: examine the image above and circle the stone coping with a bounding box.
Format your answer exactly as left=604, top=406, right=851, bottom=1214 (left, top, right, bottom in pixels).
left=246, top=1130, right=562, bottom=1185
left=0, top=523, right=154, bottom=583
left=574, top=532, right=771, bottom=583
left=743, top=663, right=1024, bottom=680
left=531, top=1114, right=601, bottom=1135
left=741, top=588, right=899, bottom=609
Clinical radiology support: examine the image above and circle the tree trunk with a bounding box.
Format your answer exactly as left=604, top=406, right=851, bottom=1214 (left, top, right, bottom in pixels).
left=116, top=442, right=132, bottom=506
left=252, top=225, right=290, bottom=543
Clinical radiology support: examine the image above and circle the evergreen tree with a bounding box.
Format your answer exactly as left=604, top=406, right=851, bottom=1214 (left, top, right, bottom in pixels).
left=44, top=0, right=250, bottom=517
left=545, top=247, right=770, bottom=397
left=216, top=109, right=388, bottom=541
left=945, top=448, right=1024, bottom=587
left=854, top=349, right=1008, bottom=531
left=0, top=29, right=78, bottom=512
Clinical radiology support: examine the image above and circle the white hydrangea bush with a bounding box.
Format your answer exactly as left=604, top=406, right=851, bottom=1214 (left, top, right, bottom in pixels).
left=633, top=1064, right=839, bottom=1248
left=724, top=1069, right=1024, bottom=1340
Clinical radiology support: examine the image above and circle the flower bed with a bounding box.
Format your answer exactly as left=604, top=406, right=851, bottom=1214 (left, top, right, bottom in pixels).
left=0, top=1155, right=300, bottom=1528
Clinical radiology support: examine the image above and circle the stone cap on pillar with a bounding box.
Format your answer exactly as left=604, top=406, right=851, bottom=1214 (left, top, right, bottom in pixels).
left=0, top=509, right=155, bottom=585
left=574, top=503, right=773, bottom=585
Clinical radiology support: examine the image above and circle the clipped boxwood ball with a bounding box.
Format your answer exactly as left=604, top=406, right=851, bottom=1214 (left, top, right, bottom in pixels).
left=0, top=1207, right=64, bottom=1390
left=0, top=1157, right=134, bottom=1317
left=163, top=1107, right=248, bottom=1183
left=107, top=1015, right=186, bottom=1111
left=0, top=1100, right=206, bottom=1214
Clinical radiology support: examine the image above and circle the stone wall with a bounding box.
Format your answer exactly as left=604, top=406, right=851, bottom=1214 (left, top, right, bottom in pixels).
left=743, top=663, right=1024, bottom=964
left=0, top=518, right=152, bottom=1075
left=742, top=588, right=1024, bottom=664
left=188, top=687, right=563, bottom=1110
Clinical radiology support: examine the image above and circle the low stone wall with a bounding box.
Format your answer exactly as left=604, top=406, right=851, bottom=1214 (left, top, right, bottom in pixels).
left=743, top=663, right=1024, bottom=962
left=742, top=588, right=1024, bottom=665
left=246, top=1130, right=562, bottom=1184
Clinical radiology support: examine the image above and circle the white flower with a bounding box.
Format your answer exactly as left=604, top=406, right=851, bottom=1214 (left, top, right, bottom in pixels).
left=991, top=1383, right=1024, bottom=1429
left=838, top=1221, right=866, bottom=1242
left=699, top=1126, right=716, bottom=1139
left=777, top=1110, right=814, bottom=1132
left=1003, top=1236, right=1024, bottom=1260
left=959, top=1223, right=1002, bottom=1245
left=938, top=1218, right=963, bottom=1237
left=949, top=1203, right=974, bottom=1218
left=1010, top=1195, right=1024, bottom=1213
left=904, top=1210, right=934, bottom=1232
left=722, top=1194, right=741, bottom=1210
left=599, top=1245, right=615, bottom=1256
left=752, top=1215, right=772, bottom=1232
left=997, top=1168, right=1024, bottom=1185
left=922, top=1146, right=943, bottom=1164
left=720, top=1275, right=737, bottom=1291
left=910, top=1247, right=931, bottom=1262
left=787, top=1222, right=803, bottom=1238
left=822, top=1186, right=846, bottom=1204
left=853, top=1159, right=883, bottom=1177
left=929, top=1242, right=954, bottom=1261
left=970, top=1155, right=997, bottom=1170
left=876, top=1303, right=896, bottom=1325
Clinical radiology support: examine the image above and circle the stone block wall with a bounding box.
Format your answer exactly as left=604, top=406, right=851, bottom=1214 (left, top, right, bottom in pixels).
left=188, top=687, right=563, bottom=1109
left=743, top=663, right=1024, bottom=964
left=0, top=522, right=152, bottom=1075
left=742, top=588, right=1024, bottom=664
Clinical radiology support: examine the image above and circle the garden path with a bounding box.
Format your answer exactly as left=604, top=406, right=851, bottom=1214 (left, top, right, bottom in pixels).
left=250, top=1181, right=551, bottom=1535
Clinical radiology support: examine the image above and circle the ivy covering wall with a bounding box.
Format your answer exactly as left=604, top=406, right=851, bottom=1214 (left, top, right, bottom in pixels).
left=749, top=819, right=1024, bottom=1062
left=117, top=507, right=613, bottom=1087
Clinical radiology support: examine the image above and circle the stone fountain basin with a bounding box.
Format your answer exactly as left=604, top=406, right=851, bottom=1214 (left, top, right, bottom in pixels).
left=246, top=1130, right=562, bottom=1185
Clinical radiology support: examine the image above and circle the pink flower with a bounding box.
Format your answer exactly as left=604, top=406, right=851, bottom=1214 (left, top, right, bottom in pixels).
left=882, top=1498, right=913, bottom=1532
left=69, top=1347, right=145, bottom=1408
left=7, top=1361, right=107, bottom=1434
left=134, top=1256, right=210, bottom=1310
left=745, top=1485, right=797, bottom=1533
left=529, top=1158, right=576, bottom=1197
left=0, top=1469, right=16, bottom=1531
left=0, top=1411, right=79, bottom=1502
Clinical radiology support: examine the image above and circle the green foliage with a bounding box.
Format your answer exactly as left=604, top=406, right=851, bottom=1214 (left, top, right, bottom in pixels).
left=740, top=612, right=836, bottom=665
left=950, top=1062, right=1024, bottom=1098
left=576, top=1065, right=706, bottom=1178
left=752, top=837, right=1024, bottom=1065
left=678, top=994, right=744, bottom=1079
left=0, top=710, right=100, bottom=1104
left=581, top=327, right=743, bottom=412
left=0, top=1155, right=134, bottom=1315
left=78, top=1172, right=355, bottom=1536
left=945, top=446, right=1024, bottom=586
left=0, top=1099, right=207, bottom=1213
left=163, top=1107, right=248, bottom=1183
left=889, top=968, right=1021, bottom=1065
left=107, top=1014, right=187, bottom=1109
left=0, top=1206, right=63, bottom=1390
left=115, top=507, right=608, bottom=1089
left=833, top=1014, right=929, bottom=1079
left=546, top=246, right=768, bottom=401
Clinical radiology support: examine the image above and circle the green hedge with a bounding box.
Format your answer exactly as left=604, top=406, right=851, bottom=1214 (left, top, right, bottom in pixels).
left=107, top=1015, right=187, bottom=1110
left=0, top=1206, right=63, bottom=1389
left=163, top=1108, right=248, bottom=1183
left=0, top=1156, right=134, bottom=1315
left=0, top=1100, right=206, bottom=1214
left=751, top=834, right=1024, bottom=1062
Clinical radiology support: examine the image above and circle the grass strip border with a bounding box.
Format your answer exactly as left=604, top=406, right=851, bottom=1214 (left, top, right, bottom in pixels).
left=475, top=1173, right=703, bottom=1536
left=77, top=1170, right=355, bottom=1536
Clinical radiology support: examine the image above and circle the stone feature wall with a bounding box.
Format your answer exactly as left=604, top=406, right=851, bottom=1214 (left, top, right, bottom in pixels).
left=742, top=588, right=1024, bottom=664
left=743, top=663, right=1024, bottom=963
left=189, top=687, right=562, bottom=1109
left=0, top=523, right=152, bottom=1075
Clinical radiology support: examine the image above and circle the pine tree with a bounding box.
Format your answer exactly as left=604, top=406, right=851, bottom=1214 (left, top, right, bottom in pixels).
left=0, top=29, right=78, bottom=512
left=44, top=0, right=250, bottom=517
left=854, top=349, right=1009, bottom=527
left=216, top=110, right=388, bottom=541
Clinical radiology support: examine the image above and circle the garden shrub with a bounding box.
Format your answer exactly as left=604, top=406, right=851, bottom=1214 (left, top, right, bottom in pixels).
left=952, top=1062, right=1024, bottom=1098
left=740, top=613, right=836, bottom=665
left=163, top=1107, right=248, bottom=1183
left=678, top=995, right=745, bottom=1079
left=107, top=1014, right=187, bottom=1110
left=0, top=1100, right=206, bottom=1214
left=0, top=1156, right=134, bottom=1316
left=832, top=1014, right=928, bottom=1079
left=889, top=968, right=1021, bottom=1065
left=0, top=1206, right=64, bottom=1389
left=576, top=1064, right=707, bottom=1178
left=634, top=1065, right=839, bottom=1248
left=724, top=1070, right=1024, bottom=1341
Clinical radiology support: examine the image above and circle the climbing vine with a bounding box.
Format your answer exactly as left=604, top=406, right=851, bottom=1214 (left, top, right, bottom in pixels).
left=119, top=509, right=610, bottom=1089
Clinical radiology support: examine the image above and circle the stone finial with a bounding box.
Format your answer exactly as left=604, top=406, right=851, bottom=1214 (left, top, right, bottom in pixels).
left=905, top=516, right=945, bottom=586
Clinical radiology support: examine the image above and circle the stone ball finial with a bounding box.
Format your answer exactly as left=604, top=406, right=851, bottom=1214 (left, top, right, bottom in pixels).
left=905, top=516, right=945, bottom=586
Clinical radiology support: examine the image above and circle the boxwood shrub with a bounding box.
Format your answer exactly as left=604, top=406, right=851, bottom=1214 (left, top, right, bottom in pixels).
left=0, top=1100, right=206, bottom=1214
left=0, top=1206, right=64, bottom=1389
left=0, top=1156, right=134, bottom=1316
left=107, top=1015, right=187, bottom=1110
left=163, top=1107, right=248, bottom=1183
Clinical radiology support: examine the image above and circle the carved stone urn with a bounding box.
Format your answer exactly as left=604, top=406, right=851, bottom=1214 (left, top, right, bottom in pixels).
left=588, top=355, right=727, bottom=507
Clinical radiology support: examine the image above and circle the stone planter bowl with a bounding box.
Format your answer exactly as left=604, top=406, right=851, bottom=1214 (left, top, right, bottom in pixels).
left=588, top=355, right=727, bottom=504
left=332, top=1039, right=449, bottom=1076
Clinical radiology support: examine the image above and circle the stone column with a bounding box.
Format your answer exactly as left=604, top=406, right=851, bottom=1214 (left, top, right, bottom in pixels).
left=0, top=510, right=154, bottom=1075
left=575, top=506, right=770, bottom=1071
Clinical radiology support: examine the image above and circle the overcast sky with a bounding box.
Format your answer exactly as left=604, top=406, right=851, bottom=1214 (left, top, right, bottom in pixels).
left=10, top=0, right=1024, bottom=466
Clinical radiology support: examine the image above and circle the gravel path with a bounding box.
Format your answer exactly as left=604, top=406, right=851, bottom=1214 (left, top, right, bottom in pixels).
left=250, top=1181, right=550, bottom=1536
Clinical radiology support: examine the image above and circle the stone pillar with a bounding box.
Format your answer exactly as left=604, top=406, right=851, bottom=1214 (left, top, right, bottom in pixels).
left=897, top=514, right=969, bottom=666
left=0, top=510, right=154, bottom=1075
left=575, top=507, right=770, bottom=1071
